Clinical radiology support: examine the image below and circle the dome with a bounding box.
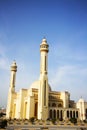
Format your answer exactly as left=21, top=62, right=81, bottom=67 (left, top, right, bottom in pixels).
left=42, top=38, right=47, bottom=43
left=41, top=38, right=48, bottom=45
left=78, top=98, right=85, bottom=103
left=30, top=80, right=52, bottom=91
left=30, top=80, right=40, bottom=89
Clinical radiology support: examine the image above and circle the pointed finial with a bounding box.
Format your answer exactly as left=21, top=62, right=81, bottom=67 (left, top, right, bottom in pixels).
left=12, top=60, right=16, bottom=66
left=42, top=37, right=47, bottom=44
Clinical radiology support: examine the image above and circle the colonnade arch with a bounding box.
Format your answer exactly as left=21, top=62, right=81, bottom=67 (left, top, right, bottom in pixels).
left=66, top=110, right=78, bottom=118
left=49, top=109, right=63, bottom=120
left=49, top=109, right=79, bottom=120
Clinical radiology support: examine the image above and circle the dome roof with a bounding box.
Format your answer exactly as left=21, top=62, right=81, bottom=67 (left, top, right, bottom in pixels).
left=42, top=38, right=47, bottom=43
left=78, top=98, right=85, bottom=103
left=41, top=38, right=48, bottom=45
left=30, top=80, right=52, bottom=91
left=30, top=80, right=40, bottom=89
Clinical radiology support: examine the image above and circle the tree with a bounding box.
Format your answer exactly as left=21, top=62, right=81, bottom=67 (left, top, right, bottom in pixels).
left=0, top=119, right=7, bottom=128
left=70, top=117, right=77, bottom=124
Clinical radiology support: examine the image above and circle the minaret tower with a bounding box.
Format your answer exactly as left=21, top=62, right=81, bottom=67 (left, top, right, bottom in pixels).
left=38, top=38, right=49, bottom=120
left=10, top=61, right=17, bottom=92
left=40, top=38, right=49, bottom=75
left=6, top=61, right=17, bottom=119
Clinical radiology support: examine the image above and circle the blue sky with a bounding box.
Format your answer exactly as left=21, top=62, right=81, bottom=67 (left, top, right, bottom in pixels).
left=0, top=0, right=87, bottom=107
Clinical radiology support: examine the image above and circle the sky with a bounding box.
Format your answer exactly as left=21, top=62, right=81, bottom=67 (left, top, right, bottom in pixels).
left=0, top=0, right=87, bottom=107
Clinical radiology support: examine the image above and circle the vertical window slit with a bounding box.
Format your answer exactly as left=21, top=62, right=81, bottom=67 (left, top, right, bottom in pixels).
left=45, top=56, right=46, bottom=71
left=44, top=80, right=46, bottom=106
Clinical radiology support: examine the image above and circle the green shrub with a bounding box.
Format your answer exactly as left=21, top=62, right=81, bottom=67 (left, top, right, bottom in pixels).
left=0, top=119, right=7, bottom=128
left=70, top=118, right=77, bottom=124
left=0, top=112, right=5, bottom=118
left=59, top=118, right=63, bottom=121
left=84, top=119, right=87, bottom=123
left=52, top=118, right=56, bottom=124
left=29, top=117, right=35, bottom=123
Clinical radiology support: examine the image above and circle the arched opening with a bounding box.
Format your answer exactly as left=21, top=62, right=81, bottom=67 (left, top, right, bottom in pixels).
left=49, top=109, right=52, bottom=119
left=52, top=103, right=56, bottom=107
left=49, top=103, right=50, bottom=107
left=60, top=110, right=63, bottom=120
left=58, top=104, right=62, bottom=107
left=34, top=102, right=38, bottom=118
left=67, top=110, right=69, bottom=118
left=57, top=110, right=59, bottom=119
left=76, top=111, right=78, bottom=118
left=73, top=111, right=75, bottom=118
left=53, top=110, right=56, bottom=119
left=70, top=111, right=72, bottom=118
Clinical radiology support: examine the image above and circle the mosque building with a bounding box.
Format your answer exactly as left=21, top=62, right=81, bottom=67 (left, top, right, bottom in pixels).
left=6, top=38, right=87, bottom=121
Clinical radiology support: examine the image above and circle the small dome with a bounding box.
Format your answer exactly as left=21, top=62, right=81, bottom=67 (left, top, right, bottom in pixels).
left=42, top=38, right=47, bottom=43
left=41, top=38, right=48, bottom=45
left=78, top=98, right=85, bottom=103
left=40, top=38, right=49, bottom=52
left=30, top=80, right=40, bottom=89
left=30, top=80, right=52, bottom=91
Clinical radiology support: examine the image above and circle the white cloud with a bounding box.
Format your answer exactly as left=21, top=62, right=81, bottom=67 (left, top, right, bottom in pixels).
left=49, top=65, right=87, bottom=101
left=52, top=41, right=87, bottom=62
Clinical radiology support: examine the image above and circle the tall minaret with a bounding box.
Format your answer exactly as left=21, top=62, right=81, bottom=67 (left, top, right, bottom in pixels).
left=6, top=61, right=17, bottom=119
left=10, top=61, right=17, bottom=92
left=38, top=38, right=49, bottom=120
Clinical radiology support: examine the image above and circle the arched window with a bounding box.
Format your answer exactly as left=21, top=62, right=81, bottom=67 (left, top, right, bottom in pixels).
left=73, top=111, right=75, bottom=118
left=34, top=102, right=38, bottom=117
left=67, top=111, right=69, bottom=118
left=76, top=111, right=78, bottom=118
left=49, top=110, right=52, bottom=119
left=70, top=111, right=72, bottom=118
left=57, top=110, right=59, bottom=119
left=49, top=103, right=50, bottom=107
left=54, top=110, right=56, bottom=119
left=52, top=103, right=56, bottom=107
left=58, top=104, right=62, bottom=107
left=60, top=110, right=63, bottom=120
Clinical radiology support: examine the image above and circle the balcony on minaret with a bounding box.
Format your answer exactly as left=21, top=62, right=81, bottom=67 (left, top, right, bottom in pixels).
left=11, top=61, right=17, bottom=72
left=40, top=38, right=49, bottom=52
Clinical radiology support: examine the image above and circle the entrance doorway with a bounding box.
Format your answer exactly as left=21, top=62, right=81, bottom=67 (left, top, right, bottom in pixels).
left=34, top=102, right=38, bottom=118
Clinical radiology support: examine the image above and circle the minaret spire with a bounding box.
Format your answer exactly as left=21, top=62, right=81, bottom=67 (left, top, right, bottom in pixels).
left=6, top=61, right=17, bottom=119
left=40, top=38, right=49, bottom=75
left=38, top=38, right=49, bottom=120
left=10, top=60, right=17, bottom=92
